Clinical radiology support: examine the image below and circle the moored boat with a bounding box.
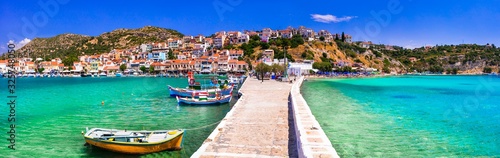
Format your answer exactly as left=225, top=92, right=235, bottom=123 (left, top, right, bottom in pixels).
left=168, top=85, right=233, bottom=97
left=99, top=72, right=108, bottom=77
left=83, top=128, right=184, bottom=154
left=81, top=73, right=92, bottom=77
left=176, top=93, right=232, bottom=105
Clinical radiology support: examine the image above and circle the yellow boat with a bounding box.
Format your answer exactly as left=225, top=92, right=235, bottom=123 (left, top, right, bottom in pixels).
left=82, top=128, right=184, bottom=154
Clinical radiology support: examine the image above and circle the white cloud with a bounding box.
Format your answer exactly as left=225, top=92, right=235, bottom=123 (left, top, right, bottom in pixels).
left=17, top=38, right=31, bottom=50
left=311, top=14, right=357, bottom=23
left=7, top=38, right=31, bottom=50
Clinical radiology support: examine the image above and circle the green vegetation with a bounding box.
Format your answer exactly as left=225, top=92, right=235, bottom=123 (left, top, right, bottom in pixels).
left=255, top=63, right=270, bottom=82
left=301, top=51, right=314, bottom=60
left=272, top=48, right=295, bottom=62
left=6, top=26, right=183, bottom=65
left=168, top=49, right=176, bottom=60
left=120, top=64, right=127, bottom=72
left=383, top=67, right=390, bottom=73
left=37, top=68, right=45, bottom=73
left=270, top=63, right=285, bottom=74
left=245, top=58, right=253, bottom=71
left=140, top=65, right=146, bottom=73
left=379, top=44, right=500, bottom=73
left=312, top=62, right=332, bottom=72
left=446, top=68, right=459, bottom=74
left=483, top=67, right=492, bottom=73
left=336, top=66, right=353, bottom=73
left=149, top=66, right=155, bottom=73
left=319, top=36, right=325, bottom=42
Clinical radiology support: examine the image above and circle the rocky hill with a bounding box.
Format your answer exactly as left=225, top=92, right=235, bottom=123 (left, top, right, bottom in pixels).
left=4, top=25, right=499, bottom=74
left=8, top=26, right=183, bottom=65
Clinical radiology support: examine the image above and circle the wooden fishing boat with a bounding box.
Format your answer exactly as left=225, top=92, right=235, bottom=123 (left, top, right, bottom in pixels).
left=168, top=85, right=233, bottom=97
left=176, top=93, right=232, bottom=105
left=82, top=128, right=184, bottom=154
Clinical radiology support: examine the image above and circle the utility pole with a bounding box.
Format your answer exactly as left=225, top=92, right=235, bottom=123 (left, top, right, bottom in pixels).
left=283, top=45, right=288, bottom=81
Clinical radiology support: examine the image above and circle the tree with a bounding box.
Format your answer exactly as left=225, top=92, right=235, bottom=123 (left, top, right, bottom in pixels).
left=313, top=62, right=332, bottom=72
left=319, top=36, right=325, bottom=42
left=483, top=67, right=492, bottom=73
left=271, top=63, right=285, bottom=74
left=140, top=65, right=147, bottom=73
left=245, top=58, right=253, bottom=71
left=120, top=64, right=127, bottom=72
left=37, top=68, right=45, bottom=73
left=260, top=42, right=270, bottom=49
left=341, top=32, right=345, bottom=42
left=255, top=63, right=271, bottom=82
left=382, top=66, right=390, bottom=73
left=301, top=52, right=308, bottom=58
left=168, top=49, right=176, bottom=60
left=290, top=35, right=304, bottom=48
left=149, top=66, right=155, bottom=74
left=250, top=35, right=261, bottom=41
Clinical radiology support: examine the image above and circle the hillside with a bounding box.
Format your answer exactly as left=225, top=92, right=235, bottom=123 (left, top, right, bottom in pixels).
left=9, top=26, right=183, bottom=66
left=375, top=44, right=500, bottom=74
left=4, top=25, right=499, bottom=74
left=239, top=36, right=402, bottom=73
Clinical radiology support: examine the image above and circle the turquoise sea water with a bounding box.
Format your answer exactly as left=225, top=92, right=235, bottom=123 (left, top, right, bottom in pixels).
left=302, top=75, right=500, bottom=157
left=0, top=77, right=234, bottom=158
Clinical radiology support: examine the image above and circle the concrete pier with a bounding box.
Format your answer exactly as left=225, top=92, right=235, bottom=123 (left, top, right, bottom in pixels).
left=192, top=76, right=339, bottom=158
left=290, top=77, right=339, bottom=158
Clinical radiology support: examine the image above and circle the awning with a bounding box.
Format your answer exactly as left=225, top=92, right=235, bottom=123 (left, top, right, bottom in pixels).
left=311, top=69, right=319, bottom=72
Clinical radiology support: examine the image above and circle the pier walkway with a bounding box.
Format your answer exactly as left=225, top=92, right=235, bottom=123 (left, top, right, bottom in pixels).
left=192, top=77, right=338, bottom=158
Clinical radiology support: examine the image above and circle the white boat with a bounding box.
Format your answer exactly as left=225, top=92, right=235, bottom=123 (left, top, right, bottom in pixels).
left=99, top=72, right=107, bottom=77
left=176, top=91, right=232, bottom=105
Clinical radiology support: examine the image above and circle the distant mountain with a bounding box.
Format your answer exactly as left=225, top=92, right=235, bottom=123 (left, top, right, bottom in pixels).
left=8, top=26, right=183, bottom=65
left=376, top=44, right=500, bottom=74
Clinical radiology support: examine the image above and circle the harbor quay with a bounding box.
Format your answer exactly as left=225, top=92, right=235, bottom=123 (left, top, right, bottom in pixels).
left=192, top=76, right=339, bottom=158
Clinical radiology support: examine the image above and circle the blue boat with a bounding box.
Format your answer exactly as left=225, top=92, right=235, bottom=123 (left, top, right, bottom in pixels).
left=176, top=94, right=232, bottom=105
left=168, top=85, right=233, bottom=97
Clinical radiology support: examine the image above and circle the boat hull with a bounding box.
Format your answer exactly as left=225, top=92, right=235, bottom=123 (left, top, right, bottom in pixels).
left=176, top=95, right=232, bottom=105
left=168, top=85, right=233, bottom=97
left=84, top=129, right=184, bottom=154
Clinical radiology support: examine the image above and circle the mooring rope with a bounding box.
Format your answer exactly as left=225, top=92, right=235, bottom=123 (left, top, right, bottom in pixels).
left=182, top=119, right=223, bottom=131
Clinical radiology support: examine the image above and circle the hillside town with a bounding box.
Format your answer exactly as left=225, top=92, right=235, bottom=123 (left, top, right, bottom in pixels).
left=0, top=26, right=373, bottom=77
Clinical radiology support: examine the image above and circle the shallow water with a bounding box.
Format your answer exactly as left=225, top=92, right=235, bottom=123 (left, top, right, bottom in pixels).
left=302, top=75, right=500, bottom=157
left=0, top=77, right=235, bottom=157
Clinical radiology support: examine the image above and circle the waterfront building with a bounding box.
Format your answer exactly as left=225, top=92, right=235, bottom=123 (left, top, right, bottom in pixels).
left=148, top=52, right=166, bottom=62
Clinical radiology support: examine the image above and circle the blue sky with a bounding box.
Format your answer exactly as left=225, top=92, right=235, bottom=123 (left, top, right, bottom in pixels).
left=1, top=0, right=500, bottom=53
